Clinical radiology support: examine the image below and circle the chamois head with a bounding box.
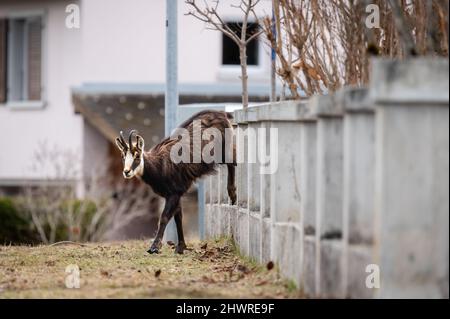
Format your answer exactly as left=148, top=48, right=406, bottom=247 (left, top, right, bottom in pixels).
left=115, top=130, right=145, bottom=179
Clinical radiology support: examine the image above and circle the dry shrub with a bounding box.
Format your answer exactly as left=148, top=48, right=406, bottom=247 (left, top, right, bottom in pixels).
left=263, top=0, right=449, bottom=98
left=19, top=142, right=160, bottom=244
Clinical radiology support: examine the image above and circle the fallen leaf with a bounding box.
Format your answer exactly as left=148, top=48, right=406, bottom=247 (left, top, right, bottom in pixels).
left=237, top=264, right=250, bottom=274
left=201, top=275, right=216, bottom=283
left=200, top=243, right=208, bottom=250
left=256, top=280, right=269, bottom=286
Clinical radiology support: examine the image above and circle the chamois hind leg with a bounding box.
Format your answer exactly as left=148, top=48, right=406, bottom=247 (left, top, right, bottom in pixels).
left=227, top=163, right=237, bottom=205
left=173, top=204, right=187, bottom=254
left=224, top=134, right=237, bottom=205
left=148, top=195, right=180, bottom=254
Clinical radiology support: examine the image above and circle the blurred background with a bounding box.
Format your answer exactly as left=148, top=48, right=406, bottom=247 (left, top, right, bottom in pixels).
left=0, top=0, right=274, bottom=244
left=0, top=0, right=448, bottom=246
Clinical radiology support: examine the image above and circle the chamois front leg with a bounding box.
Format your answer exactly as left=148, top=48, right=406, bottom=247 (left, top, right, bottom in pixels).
left=173, top=204, right=187, bottom=254
left=148, top=195, right=180, bottom=254
left=227, top=164, right=237, bottom=205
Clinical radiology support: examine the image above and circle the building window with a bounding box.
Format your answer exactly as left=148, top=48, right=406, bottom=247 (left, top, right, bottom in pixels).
left=0, top=15, right=43, bottom=104
left=222, top=22, right=259, bottom=66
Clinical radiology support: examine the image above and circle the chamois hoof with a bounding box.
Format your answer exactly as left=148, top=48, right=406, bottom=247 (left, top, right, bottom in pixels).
left=175, top=243, right=187, bottom=254
left=228, top=187, right=237, bottom=205
left=147, top=247, right=160, bottom=254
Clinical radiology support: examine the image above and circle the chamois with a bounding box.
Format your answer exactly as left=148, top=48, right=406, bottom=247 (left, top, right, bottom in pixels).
left=115, top=110, right=236, bottom=254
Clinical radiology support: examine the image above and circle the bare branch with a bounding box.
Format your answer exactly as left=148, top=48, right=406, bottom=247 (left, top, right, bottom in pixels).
left=387, top=0, right=418, bottom=56
left=246, top=29, right=263, bottom=44
left=185, top=0, right=267, bottom=108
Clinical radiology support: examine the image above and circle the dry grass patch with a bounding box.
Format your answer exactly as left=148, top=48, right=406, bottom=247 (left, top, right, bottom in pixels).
left=0, top=238, right=302, bottom=299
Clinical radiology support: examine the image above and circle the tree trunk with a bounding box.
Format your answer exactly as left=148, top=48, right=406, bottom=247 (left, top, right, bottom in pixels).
left=239, top=44, right=249, bottom=109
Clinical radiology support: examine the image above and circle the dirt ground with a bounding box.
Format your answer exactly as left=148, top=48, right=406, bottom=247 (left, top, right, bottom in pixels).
left=0, top=238, right=302, bottom=298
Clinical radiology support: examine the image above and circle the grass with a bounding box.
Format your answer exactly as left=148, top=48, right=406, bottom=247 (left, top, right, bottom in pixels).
left=0, top=237, right=303, bottom=299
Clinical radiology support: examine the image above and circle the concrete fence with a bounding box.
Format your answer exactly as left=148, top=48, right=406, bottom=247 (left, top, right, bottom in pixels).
left=203, top=58, right=449, bottom=298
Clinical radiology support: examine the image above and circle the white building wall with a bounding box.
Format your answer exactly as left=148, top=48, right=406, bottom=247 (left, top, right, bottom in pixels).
left=0, top=0, right=83, bottom=182
left=80, top=0, right=272, bottom=84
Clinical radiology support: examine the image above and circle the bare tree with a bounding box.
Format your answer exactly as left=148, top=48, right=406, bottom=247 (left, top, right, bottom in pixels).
left=22, top=142, right=82, bottom=243
left=186, top=0, right=264, bottom=108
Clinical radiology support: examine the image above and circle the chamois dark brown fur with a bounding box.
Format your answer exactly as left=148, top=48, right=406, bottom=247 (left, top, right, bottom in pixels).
left=115, top=110, right=236, bottom=254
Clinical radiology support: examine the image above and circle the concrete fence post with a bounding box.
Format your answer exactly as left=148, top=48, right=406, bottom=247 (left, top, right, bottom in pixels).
left=312, top=94, right=345, bottom=298
left=372, top=58, right=449, bottom=298
left=229, top=122, right=239, bottom=241
left=260, top=102, right=304, bottom=287
left=260, top=120, right=272, bottom=263
left=204, top=175, right=211, bottom=238
left=218, top=166, right=229, bottom=236
left=234, top=110, right=250, bottom=255
left=247, top=107, right=262, bottom=261
left=211, top=171, right=220, bottom=238
left=298, top=102, right=318, bottom=295
left=340, top=87, right=376, bottom=299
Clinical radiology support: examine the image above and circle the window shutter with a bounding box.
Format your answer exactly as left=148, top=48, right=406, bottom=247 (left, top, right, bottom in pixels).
left=27, top=17, right=41, bottom=101
left=0, top=19, right=6, bottom=103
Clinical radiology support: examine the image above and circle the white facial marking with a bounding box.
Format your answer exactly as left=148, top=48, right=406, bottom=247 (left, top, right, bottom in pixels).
left=123, top=151, right=134, bottom=173
left=123, top=150, right=144, bottom=179
left=135, top=155, right=144, bottom=177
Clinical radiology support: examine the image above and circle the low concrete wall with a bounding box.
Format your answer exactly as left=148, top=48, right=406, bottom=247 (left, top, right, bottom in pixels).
left=203, top=58, right=449, bottom=298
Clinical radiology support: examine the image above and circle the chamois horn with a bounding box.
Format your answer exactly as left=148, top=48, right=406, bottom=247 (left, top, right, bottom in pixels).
left=119, top=131, right=127, bottom=148
left=128, top=130, right=138, bottom=147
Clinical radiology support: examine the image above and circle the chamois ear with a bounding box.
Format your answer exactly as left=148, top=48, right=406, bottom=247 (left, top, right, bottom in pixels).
left=115, top=137, right=126, bottom=153
left=136, top=135, right=145, bottom=152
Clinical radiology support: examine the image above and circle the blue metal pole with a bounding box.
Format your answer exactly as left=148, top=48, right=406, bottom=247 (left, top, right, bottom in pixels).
left=164, top=0, right=178, bottom=242
left=270, top=3, right=277, bottom=102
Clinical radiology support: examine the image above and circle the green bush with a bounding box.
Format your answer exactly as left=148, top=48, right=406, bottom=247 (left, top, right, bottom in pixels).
left=1, top=195, right=106, bottom=245
left=0, top=198, right=37, bottom=244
